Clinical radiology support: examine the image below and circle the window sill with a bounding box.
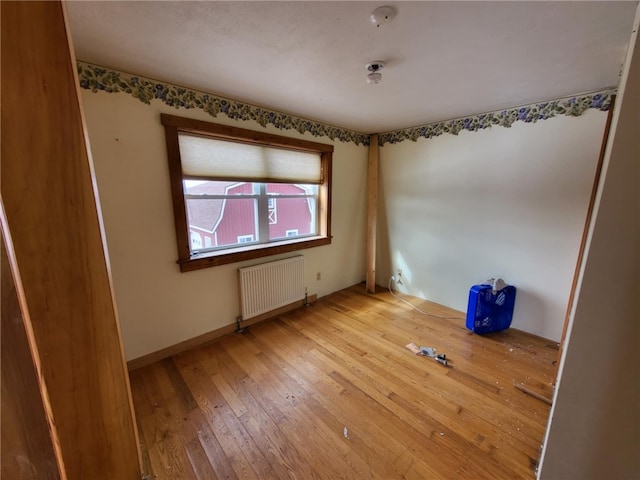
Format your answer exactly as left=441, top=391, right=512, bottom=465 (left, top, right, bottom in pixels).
left=177, top=236, right=331, bottom=272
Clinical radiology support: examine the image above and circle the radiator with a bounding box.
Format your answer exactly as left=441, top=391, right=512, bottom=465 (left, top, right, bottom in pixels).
left=238, top=256, right=305, bottom=320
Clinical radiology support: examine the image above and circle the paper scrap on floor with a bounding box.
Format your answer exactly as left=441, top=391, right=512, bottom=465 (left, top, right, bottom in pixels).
left=405, top=342, right=421, bottom=355
left=406, top=342, right=436, bottom=356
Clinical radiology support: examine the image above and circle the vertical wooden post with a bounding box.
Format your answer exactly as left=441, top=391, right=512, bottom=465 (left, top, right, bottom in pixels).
left=366, top=134, right=379, bottom=293
left=1, top=2, right=142, bottom=478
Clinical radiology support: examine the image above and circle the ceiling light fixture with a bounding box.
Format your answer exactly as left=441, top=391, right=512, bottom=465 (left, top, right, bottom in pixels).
left=369, top=5, right=397, bottom=27
left=366, top=61, right=385, bottom=84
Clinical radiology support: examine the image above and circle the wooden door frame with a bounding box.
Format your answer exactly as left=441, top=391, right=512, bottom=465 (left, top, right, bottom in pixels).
left=1, top=2, right=142, bottom=477
left=554, top=98, right=616, bottom=384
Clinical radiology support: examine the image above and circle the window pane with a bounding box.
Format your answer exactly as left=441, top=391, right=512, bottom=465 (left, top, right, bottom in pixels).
left=269, top=197, right=317, bottom=240
left=186, top=197, right=257, bottom=251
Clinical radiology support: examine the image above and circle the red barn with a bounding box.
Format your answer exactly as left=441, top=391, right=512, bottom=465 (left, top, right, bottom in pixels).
left=185, top=181, right=314, bottom=252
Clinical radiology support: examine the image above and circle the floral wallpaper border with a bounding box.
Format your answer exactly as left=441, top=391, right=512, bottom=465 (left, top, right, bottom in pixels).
left=378, top=89, right=616, bottom=145
left=77, top=62, right=615, bottom=148
left=76, top=62, right=371, bottom=146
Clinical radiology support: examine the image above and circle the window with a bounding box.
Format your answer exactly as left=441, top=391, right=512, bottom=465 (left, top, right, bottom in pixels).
left=161, top=114, right=333, bottom=272
left=268, top=197, right=277, bottom=224
left=190, top=231, right=202, bottom=249
left=237, top=235, right=255, bottom=244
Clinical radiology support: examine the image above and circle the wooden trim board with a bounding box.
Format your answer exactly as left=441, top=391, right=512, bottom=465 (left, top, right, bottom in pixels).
left=127, top=294, right=318, bottom=371
left=366, top=134, right=379, bottom=293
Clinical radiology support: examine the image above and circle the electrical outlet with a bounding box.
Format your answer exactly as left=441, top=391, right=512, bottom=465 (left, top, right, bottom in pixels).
left=395, top=269, right=403, bottom=285
left=316, top=272, right=321, bottom=281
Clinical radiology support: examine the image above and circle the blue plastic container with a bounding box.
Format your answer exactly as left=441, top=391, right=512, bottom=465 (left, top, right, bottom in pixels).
left=465, top=284, right=516, bottom=334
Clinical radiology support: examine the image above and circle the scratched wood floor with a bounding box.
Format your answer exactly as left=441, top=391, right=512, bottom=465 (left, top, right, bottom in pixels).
left=129, top=284, right=558, bottom=480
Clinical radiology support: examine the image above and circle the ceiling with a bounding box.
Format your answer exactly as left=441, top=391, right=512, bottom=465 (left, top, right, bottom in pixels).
left=66, top=1, right=637, bottom=134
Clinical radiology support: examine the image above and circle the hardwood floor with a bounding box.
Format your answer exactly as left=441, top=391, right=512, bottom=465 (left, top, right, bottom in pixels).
left=129, top=284, right=558, bottom=479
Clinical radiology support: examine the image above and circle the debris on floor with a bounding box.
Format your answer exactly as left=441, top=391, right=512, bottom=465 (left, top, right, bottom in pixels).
left=405, top=342, right=450, bottom=367
left=405, top=342, right=421, bottom=355
left=343, top=426, right=349, bottom=439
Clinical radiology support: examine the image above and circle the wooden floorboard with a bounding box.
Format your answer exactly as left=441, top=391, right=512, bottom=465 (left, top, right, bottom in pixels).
left=130, top=284, right=557, bottom=479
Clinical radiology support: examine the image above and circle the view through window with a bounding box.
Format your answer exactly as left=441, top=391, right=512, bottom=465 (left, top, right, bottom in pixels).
left=185, top=181, right=319, bottom=253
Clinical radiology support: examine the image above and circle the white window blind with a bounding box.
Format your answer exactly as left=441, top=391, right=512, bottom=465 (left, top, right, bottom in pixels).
left=178, top=133, right=322, bottom=184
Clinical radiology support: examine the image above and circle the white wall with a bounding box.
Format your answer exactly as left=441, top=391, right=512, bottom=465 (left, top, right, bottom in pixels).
left=539, top=6, right=639, bottom=478
left=81, top=91, right=368, bottom=361
left=377, top=110, right=607, bottom=341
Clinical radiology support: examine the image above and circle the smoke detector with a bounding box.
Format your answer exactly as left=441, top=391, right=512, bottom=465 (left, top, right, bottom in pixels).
left=366, top=61, right=385, bottom=84
left=369, top=6, right=397, bottom=27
